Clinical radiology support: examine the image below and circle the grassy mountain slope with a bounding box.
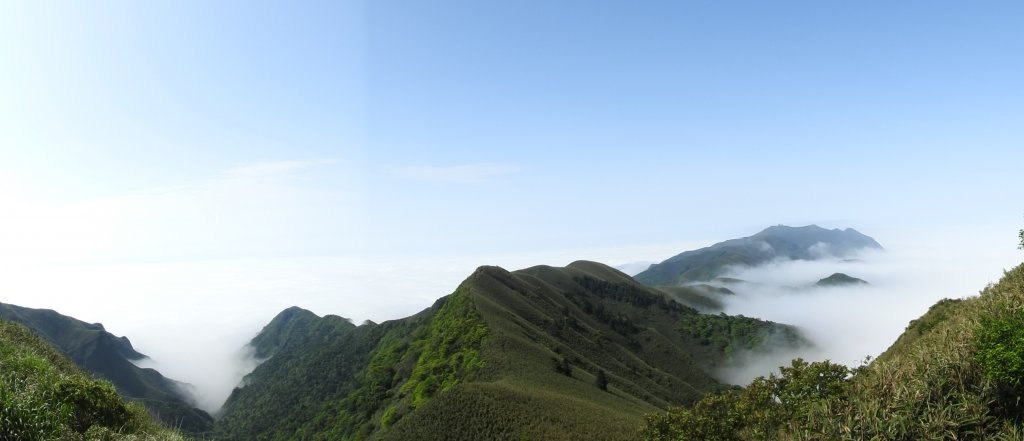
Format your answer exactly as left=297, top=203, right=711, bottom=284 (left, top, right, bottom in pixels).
left=215, top=261, right=807, bottom=440
left=0, top=302, right=213, bottom=435
left=0, top=319, right=185, bottom=441
left=636, top=225, right=882, bottom=286
left=642, top=263, right=1024, bottom=440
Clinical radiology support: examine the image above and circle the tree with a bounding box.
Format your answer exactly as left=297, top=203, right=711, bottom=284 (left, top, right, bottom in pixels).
left=595, top=369, right=608, bottom=391
left=1018, top=227, right=1023, bottom=250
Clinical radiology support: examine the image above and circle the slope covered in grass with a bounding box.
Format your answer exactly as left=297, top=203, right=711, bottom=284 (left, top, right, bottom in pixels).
left=0, top=303, right=213, bottom=435
left=216, top=261, right=807, bottom=440
left=643, top=262, right=1024, bottom=440
left=0, top=319, right=186, bottom=441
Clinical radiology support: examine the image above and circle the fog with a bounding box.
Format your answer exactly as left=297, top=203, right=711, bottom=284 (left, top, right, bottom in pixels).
left=0, top=224, right=1019, bottom=413
left=0, top=240, right=706, bottom=414
left=709, top=226, right=1023, bottom=385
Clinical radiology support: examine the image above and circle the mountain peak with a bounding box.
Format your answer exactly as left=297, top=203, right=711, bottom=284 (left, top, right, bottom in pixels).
left=249, top=306, right=324, bottom=360
left=636, top=225, right=882, bottom=285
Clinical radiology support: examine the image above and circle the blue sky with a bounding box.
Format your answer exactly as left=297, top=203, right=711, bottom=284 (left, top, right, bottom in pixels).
left=1, top=1, right=1023, bottom=410
left=2, top=1, right=1022, bottom=260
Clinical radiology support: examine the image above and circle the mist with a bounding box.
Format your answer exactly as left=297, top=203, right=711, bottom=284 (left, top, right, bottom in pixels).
left=0, top=240, right=707, bottom=414
left=0, top=222, right=1018, bottom=413
left=709, top=225, right=1022, bottom=385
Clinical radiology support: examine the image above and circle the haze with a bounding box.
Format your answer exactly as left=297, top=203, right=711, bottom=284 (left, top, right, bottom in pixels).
left=2, top=1, right=1022, bottom=413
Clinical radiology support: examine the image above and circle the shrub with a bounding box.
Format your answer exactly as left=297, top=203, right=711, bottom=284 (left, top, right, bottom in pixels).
left=975, top=312, right=1024, bottom=388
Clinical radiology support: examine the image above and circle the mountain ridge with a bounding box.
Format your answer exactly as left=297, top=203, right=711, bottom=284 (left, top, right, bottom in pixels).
left=215, top=260, right=808, bottom=440
left=635, top=225, right=882, bottom=286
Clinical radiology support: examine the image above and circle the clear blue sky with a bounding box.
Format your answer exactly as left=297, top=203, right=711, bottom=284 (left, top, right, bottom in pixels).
left=2, top=0, right=1022, bottom=261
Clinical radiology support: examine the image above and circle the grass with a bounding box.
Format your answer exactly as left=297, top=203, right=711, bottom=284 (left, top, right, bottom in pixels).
left=0, top=320, right=186, bottom=441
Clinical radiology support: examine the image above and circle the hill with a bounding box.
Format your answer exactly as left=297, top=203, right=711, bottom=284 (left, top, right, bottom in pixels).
left=635, top=225, right=882, bottom=286
left=815, top=272, right=868, bottom=287
left=642, top=263, right=1024, bottom=440
left=214, top=261, right=808, bottom=440
left=0, top=319, right=185, bottom=440
left=0, top=302, right=213, bottom=435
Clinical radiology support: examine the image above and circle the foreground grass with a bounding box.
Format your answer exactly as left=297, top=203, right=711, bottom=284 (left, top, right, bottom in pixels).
left=0, top=320, right=186, bottom=441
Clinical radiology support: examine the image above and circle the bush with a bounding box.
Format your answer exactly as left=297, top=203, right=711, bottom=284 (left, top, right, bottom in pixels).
left=975, top=313, right=1024, bottom=388
left=641, top=358, right=850, bottom=440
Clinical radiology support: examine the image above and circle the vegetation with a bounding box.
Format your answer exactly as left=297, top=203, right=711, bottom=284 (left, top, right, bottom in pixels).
left=643, top=263, right=1024, bottom=440
left=215, top=281, right=489, bottom=440
left=216, top=261, right=810, bottom=440
left=679, top=313, right=801, bottom=356
left=0, top=320, right=185, bottom=441
left=0, top=303, right=213, bottom=435
left=642, top=359, right=849, bottom=441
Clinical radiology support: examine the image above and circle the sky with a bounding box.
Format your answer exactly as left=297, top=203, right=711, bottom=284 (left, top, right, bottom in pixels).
left=1, top=1, right=1023, bottom=412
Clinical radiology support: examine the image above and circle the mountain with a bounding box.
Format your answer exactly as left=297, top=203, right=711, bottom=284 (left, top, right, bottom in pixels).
left=0, top=302, right=213, bottom=435
left=641, top=263, right=1024, bottom=440
left=815, top=272, right=868, bottom=287
left=635, top=225, right=883, bottom=286
left=214, top=261, right=807, bottom=440
left=0, top=319, right=185, bottom=440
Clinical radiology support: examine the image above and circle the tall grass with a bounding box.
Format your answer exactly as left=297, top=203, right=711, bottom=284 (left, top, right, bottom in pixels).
left=0, top=320, right=186, bottom=441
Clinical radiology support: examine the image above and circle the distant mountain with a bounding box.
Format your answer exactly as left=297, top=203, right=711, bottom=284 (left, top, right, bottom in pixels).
left=815, top=273, right=868, bottom=287
left=0, top=302, right=213, bottom=435
left=214, top=261, right=807, bottom=440
left=635, top=225, right=882, bottom=286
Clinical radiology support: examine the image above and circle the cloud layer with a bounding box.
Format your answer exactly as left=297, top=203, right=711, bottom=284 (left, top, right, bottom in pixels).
left=710, top=227, right=1022, bottom=384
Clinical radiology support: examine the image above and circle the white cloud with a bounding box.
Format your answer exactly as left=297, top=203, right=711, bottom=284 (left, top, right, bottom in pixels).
left=222, top=159, right=335, bottom=179
left=709, top=227, right=1022, bottom=384
left=0, top=159, right=360, bottom=265
left=391, top=163, right=520, bottom=184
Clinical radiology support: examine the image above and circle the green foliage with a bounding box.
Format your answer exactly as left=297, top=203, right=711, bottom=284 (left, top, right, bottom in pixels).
left=383, top=381, right=644, bottom=441
left=217, top=261, right=809, bottom=440
left=975, top=312, right=1024, bottom=388
left=679, top=313, right=799, bottom=355
left=0, top=302, right=213, bottom=435
left=640, top=359, right=850, bottom=441
left=399, top=290, right=488, bottom=409
left=215, top=285, right=489, bottom=440
left=0, top=320, right=185, bottom=441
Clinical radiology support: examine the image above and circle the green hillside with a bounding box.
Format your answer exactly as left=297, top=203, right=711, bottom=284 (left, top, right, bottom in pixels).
left=0, top=319, right=186, bottom=441
left=636, top=225, right=882, bottom=286
left=814, top=273, right=868, bottom=287
left=642, top=263, right=1024, bottom=440
left=215, top=261, right=808, bottom=440
left=0, top=303, right=213, bottom=435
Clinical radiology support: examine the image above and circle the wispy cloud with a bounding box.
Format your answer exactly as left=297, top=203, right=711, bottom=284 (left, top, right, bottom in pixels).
left=391, top=163, right=520, bottom=184
left=223, top=159, right=335, bottom=179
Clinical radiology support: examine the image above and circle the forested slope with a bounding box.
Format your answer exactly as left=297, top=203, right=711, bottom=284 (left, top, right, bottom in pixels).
left=216, top=261, right=806, bottom=440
